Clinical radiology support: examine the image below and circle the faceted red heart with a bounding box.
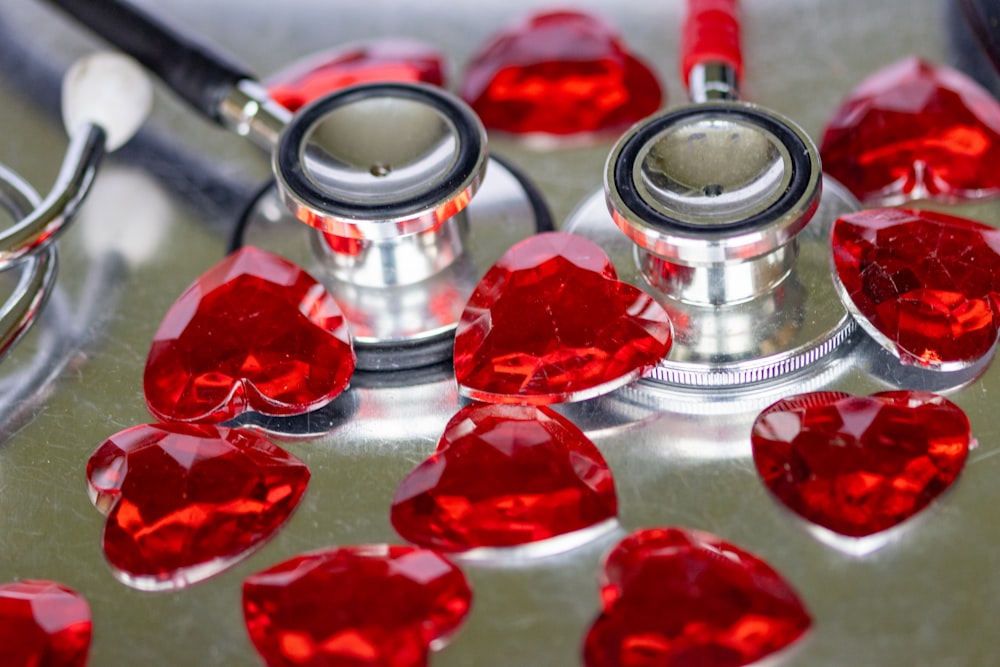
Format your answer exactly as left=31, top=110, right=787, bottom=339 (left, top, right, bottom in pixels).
left=454, top=232, right=673, bottom=404
left=751, top=390, right=972, bottom=537
left=831, top=207, right=1000, bottom=368
left=459, top=10, right=662, bottom=137
left=0, top=581, right=92, bottom=667
left=821, top=57, right=1000, bottom=204
left=266, top=39, right=447, bottom=112
left=584, top=528, right=811, bottom=667
left=243, top=544, right=471, bottom=667
left=87, top=423, right=310, bottom=590
left=144, top=246, right=355, bottom=423
left=390, top=402, right=617, bottom=552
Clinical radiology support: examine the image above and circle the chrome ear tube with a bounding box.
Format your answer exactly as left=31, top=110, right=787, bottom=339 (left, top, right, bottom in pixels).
left=42, top=0, right=552, bottom=372
left=564, top=0, right=861, bottom=390
left=0, top=52, right=151, bottom=362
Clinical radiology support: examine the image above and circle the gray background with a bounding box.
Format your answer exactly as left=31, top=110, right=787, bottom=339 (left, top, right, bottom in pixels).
left=0, top=1, right=998, bottom=665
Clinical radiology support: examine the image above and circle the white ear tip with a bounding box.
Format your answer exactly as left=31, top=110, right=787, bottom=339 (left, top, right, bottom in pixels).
left=62, top=52, right=153, bottom=152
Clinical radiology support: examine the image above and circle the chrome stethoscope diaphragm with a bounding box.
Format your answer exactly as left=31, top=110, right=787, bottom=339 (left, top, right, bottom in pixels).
left=235, top=83, right=548, bottom=371
left=565, top=1, right=861, bottom=390
left=43, top=0, right=551, bottom=372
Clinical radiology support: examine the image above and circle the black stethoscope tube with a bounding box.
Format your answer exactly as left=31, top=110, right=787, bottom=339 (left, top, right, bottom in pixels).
left=43, top=0, right=254, bottom=124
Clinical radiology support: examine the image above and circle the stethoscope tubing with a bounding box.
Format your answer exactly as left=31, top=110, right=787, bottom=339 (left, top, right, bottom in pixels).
left=42, top=0, right=253, bottom=124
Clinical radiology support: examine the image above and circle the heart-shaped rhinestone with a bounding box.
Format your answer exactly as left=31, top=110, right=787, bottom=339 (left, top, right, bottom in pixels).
left=751, top=390, right=972, bottom=537
left=584, top=527, right=811, bottom=667
left=391, top=402, right=618, bottom=552
left=459, top=10, right=662, bottom=138
left=831, top=207, right=1000, bottom=369
left=143, top=246, right=355, bottom=423
left=87, top=423, right=310, bottom=590
left=243, top=545, right=471, bottom=667
left=454, top=232, right=672, bottom=404
left=267, top=38, right=447, bottom=112
left=0, top=581, right=92, bottom=667
left=821, top=57, right=1000, bottom=204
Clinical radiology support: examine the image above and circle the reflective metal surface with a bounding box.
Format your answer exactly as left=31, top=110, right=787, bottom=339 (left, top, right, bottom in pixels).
left=633, top=112, right=792, bottom=226
left=2, top=1, right=999, bottom=666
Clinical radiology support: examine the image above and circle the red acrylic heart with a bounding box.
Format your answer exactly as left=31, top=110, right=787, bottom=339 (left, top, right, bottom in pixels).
left=454, top=232, right=672, bottom=404
left=390, top=402, right=618, bottom=552
left=831, top=207, right=1000, bottom=368
left=821, top=57, right=1000, bottom=204
left=87, top=422, right=310, bottom=590
left=243, top=545, right=471, bottom=667
left=459, top=10, right=662, bottom=138
left=752, top=390, right=972, bottom=537
left=584, top=527, right=811, bottom=667
left=0, top=580, right=92, bottom=667
left=267, top=38, right=447, bottom=112
left=143, top=246, right=355, bottom=423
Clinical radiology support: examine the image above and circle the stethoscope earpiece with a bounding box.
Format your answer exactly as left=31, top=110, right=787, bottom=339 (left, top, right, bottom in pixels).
left=62, top=52, right=152, bottom=152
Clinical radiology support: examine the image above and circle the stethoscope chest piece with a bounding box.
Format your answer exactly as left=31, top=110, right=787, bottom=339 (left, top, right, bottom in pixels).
left=565, top=101, right=861, bottom=390
left=241, top=83, right=549, bottom=371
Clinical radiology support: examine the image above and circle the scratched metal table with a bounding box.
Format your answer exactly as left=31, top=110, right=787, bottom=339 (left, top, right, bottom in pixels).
left=0, top=1, right=998, bottom=665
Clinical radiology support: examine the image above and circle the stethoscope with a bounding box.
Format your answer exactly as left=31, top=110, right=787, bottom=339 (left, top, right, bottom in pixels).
left=42, top=0, right=862, bottom=394
left=41, top=0, right=552, bottom=372
left=0, top=52, right=151, bottom=365
left=565, top=0, right=862, bottom=392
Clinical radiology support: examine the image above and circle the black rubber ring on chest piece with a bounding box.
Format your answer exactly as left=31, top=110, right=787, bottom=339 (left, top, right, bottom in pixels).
left=275, top=82, right=485, bottom=223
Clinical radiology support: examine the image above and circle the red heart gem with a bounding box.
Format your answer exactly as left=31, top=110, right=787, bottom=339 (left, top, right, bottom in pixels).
left=584, top=528, right=811, bottom=667
left=266, top=38, right=447, bottom=112
left=0, top=581, right=92, bottom=667
left=459, top=10, right=662, bottom=137
left=143, top=246, right=355, bottom=423
left=831, top=207, right=1000, bottom=368
left=243, top=545, right=471, bottom=667
left=390, top=402, right=618, bottom=552
left=454, top=232, right=673, bottom=404
left=821, top=57, right=1000, bottom=204
left=751, top=390, right=972, bottom=537
left=87, top=423, right=310, bottom=590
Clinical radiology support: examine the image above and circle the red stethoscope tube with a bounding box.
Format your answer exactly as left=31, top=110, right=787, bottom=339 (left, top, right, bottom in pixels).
left=681, top=0, right=743, bottom=88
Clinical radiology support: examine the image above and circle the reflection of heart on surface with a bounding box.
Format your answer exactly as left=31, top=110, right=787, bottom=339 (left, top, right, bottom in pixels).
left=821, top=57, right=1000, bottom=205
left=584, top=527, right=811, bottom=667
left=752, top=390, right=972, bottom=537
left=454, top=232, right=673, bottom=404
left=391, top=402, right=618, bottom=552
left=832, top=207, right=1000, bottom=369
left=243, top=545, right=471, bottom=667
left=143, top=246, right=355, bottom=423
left=87, top=423, right=310, bottom=591
left=459, top=9, right=662, bottom=137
